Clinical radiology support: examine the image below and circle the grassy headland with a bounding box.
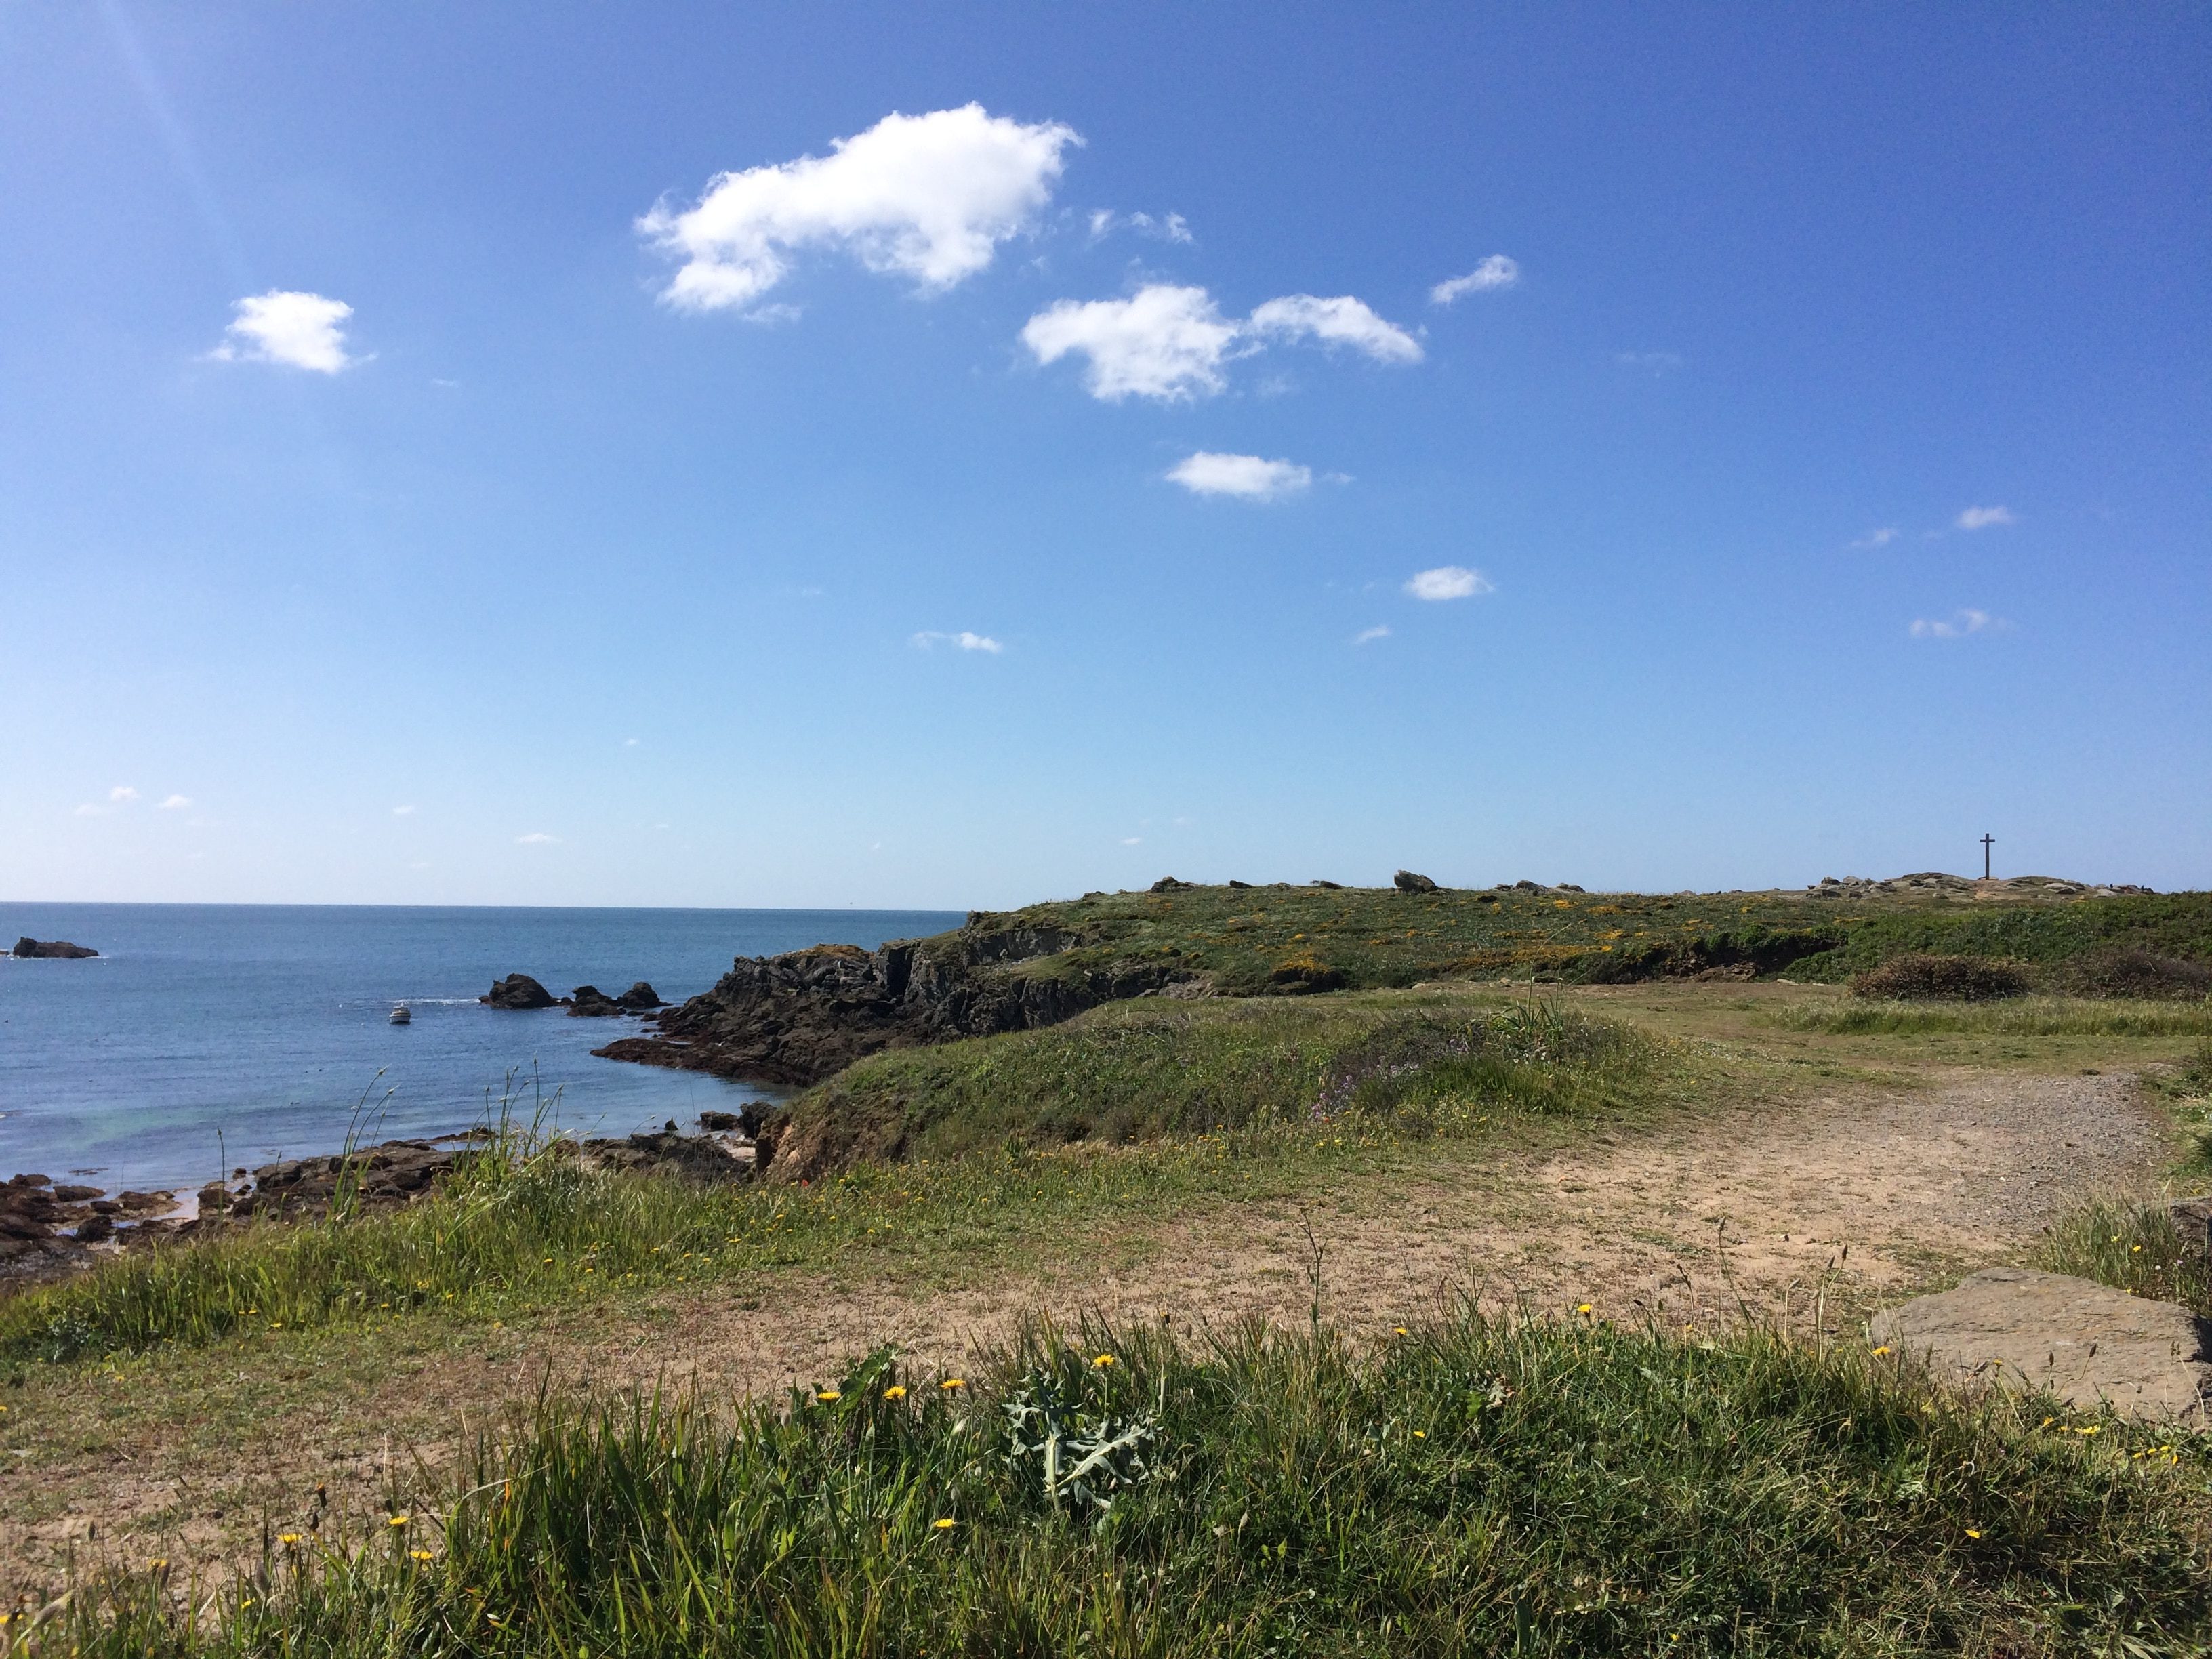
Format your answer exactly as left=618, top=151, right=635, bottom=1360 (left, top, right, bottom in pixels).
left=960, top=882, right=2212, bottom=994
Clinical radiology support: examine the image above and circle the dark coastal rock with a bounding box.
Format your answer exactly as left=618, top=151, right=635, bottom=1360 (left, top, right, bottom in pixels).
left=481, top=973, right=558, bottom=1010
left=1311, top=880, right=1344, bottom=889
left=1227, top=880, right=1254, bottom=890
left=616, top=981, right=665, bottom=1010
left=1149, top=876, right=1194, bottom=893
left=596, top=918, right=1179, bottom=1089
left=12, top=937, right=97, bottom=959
left=1393, top=870, right=1439, bottom=894
left=567, top=985, right=626, bottom=1017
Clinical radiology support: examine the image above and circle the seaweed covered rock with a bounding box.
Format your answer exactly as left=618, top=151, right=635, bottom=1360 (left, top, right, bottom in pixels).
left=481, top=973, right=559, bottom=1010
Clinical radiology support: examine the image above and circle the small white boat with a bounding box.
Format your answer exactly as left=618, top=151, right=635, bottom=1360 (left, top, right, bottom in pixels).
left=388, top=1004, right=412, bottom=1025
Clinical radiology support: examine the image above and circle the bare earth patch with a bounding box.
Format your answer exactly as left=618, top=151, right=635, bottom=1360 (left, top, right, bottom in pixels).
left=0, top=1070, right=2170, bottom=1591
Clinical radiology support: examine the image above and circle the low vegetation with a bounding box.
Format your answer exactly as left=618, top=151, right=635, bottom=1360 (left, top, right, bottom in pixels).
left=0, top=997, right=1667, bottom=1366
left=43, top=1311, right=2212, bottom=1656
left=1776, top=996, right=2212, bottom=1038
left=771, top=992, right=1664, bottom=1176
left=1849, top=952, right=2034, bottom=1002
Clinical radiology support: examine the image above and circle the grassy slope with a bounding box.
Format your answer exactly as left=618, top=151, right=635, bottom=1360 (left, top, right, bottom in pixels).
left=54, top=1315, right=2212, bottom=1657
left=960, top=883, right=2212, bottom=994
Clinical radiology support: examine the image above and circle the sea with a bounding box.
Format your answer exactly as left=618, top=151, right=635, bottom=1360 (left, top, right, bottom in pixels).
left=0, top=904, right=963, bottom=1194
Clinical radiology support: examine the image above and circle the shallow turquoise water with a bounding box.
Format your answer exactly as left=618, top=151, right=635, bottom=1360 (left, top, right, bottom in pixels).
left=0, top=904, right=960, bottom=1192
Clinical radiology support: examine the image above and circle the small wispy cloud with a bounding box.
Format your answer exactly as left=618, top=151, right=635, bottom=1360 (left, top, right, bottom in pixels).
left=1120, top=836, right=1143, bottom=846
left=1909, top=609, right=1997, bottom=640
left=1616, top=350, right=1683, bottom=374
left=1166, top=451, right=1313, bottom=501
left=1404, top=566, right=1494, bottom=602
left=110, top=785, right=139, bottom=803
left=1430, top=255, right=1519, bottom=304
left=392, top=804, right=417, bottom=816
left=515, top=831, right=559, bottom=844
left=912, top=630, right=1004, bottom=653
left=1088, top=209, right=1192, bottom=244
left=623, top=737, right=640, bottom=747
left=158, top=794, right=191, bottom=810
left=74, top=802, right=106, bottom=817
left=1353, top=624, right=1391, bottom=646
left=1851, top=527, right=1900, bottom=549
left=1956, top=505, right=2016, bottom=531
left=210, top=291, right=361, bottom=373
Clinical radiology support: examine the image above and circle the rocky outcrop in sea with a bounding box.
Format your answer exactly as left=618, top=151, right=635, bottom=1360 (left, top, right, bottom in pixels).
left=12, top=937, right=97, bottom=959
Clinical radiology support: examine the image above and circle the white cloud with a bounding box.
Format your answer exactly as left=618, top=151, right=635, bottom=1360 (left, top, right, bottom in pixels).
left=158, top=794, right=190, bottom=810
left=1956, top=505, right=2016, bottom=530
left=1247, top=295, right=1422, bottom=363
left=1088, top=209, right=1192, bottom=244
left=515, top=832, right=558, bottom=844
left=392, top=804, right=416, bottom=816
left=211, top=291, right=359, bottom=373
left=1021, top=284, right=1242, bottom=401
left=639, top=104, right=1079, bottom=312
left=1023, top=284, right=1420, bottom=401
left=1616, top=350, right=1683, bottom=373
left=1404, top=565, right=1494, bottom=602
left=1166, top=451, right=1312, bottom=501
left=1851, top=527, right=1900, bottom=549
left=1353, top=625, right=1391, bottom=645
left=1120, top=836, right=1143, bottom=846
left=1909, top=609, right=1995, bottom=640
left=623, top=737, right=640, bottom=747
left=1430, top=255, right=1519, bottom=304
left=109, top=785, right=138, bottom=803
left=912, top=630, right=1004, bottom=653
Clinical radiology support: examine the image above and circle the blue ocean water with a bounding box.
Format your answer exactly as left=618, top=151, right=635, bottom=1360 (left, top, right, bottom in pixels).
left=0, top=905, right=962, bottom=1193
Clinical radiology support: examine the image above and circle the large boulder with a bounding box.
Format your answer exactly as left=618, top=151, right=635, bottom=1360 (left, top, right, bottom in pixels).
left=1869, top=1267, right=2212, bottom=1425
left=567, top=985, right=626, bottom=1017
left=615, top=981, right=665, bottom=1010
left=480, top=973, right=558, bottom=1010
left=1393, top=870, right=1439, bottom=894
left=12, top=937, right=97, bottom=958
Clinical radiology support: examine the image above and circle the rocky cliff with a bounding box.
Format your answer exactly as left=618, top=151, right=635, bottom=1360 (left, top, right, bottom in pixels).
left=593, top=918, right=1183, bottom=1086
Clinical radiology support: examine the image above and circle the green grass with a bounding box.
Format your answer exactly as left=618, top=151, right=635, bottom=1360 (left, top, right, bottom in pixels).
left=41, top=1309, right=2212, bottom=1657
left=959, top=884, right=2212, bottom=995
left=1774, top=996, right=2212, bottom=1038
left=775, top=992, right=1664, bottom=1175
left=0, top=998, right=1669, bottom=1368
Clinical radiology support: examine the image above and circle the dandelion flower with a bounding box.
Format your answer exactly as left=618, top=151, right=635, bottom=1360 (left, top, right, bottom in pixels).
left=817, top=1391, right=841, bottom=1403
left=883, top=1385, right=907, bottom=1401
left=1964, top=1528, right=1982, bottom=1540
left=1412, top=1430, right=1426, bottom=1439
left=1871, top=1346, right=1892, bottom=1357
left=279, top=1534, right=301, bottom=1546
left=388, top=1515, right=411, bottom=1528
left=941, top=1378, right=965, bottom=1391
left=933, top=1517, right=956, bottom=1530
left=1394, top=1328, right=1408, bottom=1337
left=410, top=1549, right=434, bottom=1561
left=1093, top=1354, right=1116, bottom=1368
left=1576, top=1303, right=1593, bottom=1315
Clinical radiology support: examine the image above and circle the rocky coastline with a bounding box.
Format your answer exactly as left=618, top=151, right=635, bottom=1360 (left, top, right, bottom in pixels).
left=593, top=918, right=1183, bottom=1087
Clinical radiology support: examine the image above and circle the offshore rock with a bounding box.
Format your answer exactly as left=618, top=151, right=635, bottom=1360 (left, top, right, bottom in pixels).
left=615, top=981, right=665, bottom=1010
left=596, top=919, right=1179, bottom=1088
left=481, top=973, right=559, bottom=1010
left=567, top=985, right=627, bottom=1017
left=12, top=937, right=97, bottom=958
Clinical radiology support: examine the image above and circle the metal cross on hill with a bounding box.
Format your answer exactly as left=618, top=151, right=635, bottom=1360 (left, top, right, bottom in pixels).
left=1981, top=833, right=1995, bottom=879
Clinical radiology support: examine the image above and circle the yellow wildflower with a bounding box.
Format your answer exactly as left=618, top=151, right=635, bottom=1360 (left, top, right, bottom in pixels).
left=388, top=1515, right=410, bottom=1528
left=817, top=1391, right=841, bottom=1403
left=410, top=1549, right=434, bottom=1561
left=1093, top=1354, right=1115, bottom=1368
left=941, top=1378, right=965, bottom=1391
left=933, top=1518, right=956, bottom=1530
left=1964, top=1528, right=1982, bottom=1540
left=883, top=1385, right=907, bottom=1401
left=1871, top=1346, right=1891, bottom=1357
left=279, top=1534, right=300, bottom=1546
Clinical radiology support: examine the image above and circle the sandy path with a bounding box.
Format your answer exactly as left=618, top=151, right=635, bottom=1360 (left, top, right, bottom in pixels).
left=1, top=1070, right=2170, bottom=1589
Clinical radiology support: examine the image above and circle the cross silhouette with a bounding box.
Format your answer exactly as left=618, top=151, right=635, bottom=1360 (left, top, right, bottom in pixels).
left=1981, top=833, right=1995, bottom=880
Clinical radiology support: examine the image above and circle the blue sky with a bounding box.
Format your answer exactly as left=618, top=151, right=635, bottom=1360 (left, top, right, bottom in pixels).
left=3, top=3, right=2206, bottom=907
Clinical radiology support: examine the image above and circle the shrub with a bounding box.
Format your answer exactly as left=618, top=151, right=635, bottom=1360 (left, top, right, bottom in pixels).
left=1850, top=953, right=2030, bottom=1002
left=2051, top=946, right=2212, bottom=1001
